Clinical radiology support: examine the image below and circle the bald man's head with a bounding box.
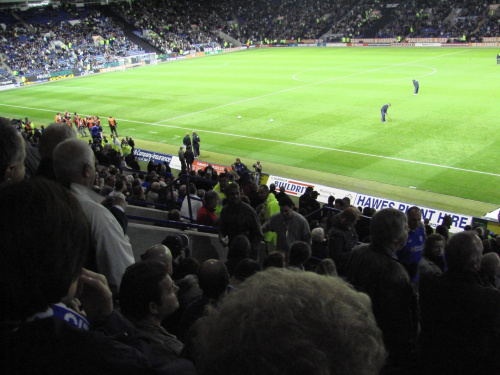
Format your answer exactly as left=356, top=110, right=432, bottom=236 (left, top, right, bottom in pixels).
left=140, top=244, right=173, bottom=276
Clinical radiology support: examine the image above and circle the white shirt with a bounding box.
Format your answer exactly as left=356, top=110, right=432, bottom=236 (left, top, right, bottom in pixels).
left=180, top=194, right=203, bottom=221
left=71, top=183, right=135, bottom=295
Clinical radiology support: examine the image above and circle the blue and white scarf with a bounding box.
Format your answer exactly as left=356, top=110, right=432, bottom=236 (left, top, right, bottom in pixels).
left=26, top=302, right=90, bottom=331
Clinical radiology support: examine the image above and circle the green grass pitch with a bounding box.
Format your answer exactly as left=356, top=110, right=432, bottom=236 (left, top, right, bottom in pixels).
left=1, top=47, right=500, bottom=213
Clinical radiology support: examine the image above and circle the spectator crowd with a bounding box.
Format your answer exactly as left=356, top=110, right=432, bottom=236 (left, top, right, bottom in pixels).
left=0, top=5, right=142, bottom=77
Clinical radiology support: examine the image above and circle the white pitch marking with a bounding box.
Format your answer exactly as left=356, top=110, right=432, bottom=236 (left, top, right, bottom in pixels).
left=0, top=101, right=496, bottom=178
left=77, top=116, right=500, bottom=178
left=149, top=131, right=158, bottom=134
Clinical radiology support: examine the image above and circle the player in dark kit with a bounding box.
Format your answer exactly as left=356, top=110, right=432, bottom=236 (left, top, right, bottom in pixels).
left=412, top=80, right=419, bottom=95
left=381, top=103, right=391, bottom=123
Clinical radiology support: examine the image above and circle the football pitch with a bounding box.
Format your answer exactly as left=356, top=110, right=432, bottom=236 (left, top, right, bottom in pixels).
left=1, top=47, right=499, bottom=215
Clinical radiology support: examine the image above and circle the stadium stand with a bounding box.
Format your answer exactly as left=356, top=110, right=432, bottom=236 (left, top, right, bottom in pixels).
left=1, top=0, right=498, bottom=80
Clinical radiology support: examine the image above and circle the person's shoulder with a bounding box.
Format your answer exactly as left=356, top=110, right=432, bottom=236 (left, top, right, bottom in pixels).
left=292, top=211, right=309, bottom=223
left=241, top=201, right=257, bottom=212
left=71, top=183, right=101, bottom=203
left=417, top=256, right=431, bottom=269
left=352, top=243, right=396, bottom=263
left=93, top=199, right=123, bottom=223
left=477, top=282, right=500, bottom=302
left=352, top=242, right=370, bottom=255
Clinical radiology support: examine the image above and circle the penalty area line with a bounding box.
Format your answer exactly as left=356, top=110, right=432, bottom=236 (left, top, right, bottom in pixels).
left=2, top=102, right=494, bottom=179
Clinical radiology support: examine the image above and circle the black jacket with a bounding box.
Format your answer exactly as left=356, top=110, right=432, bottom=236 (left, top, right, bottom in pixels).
left=184, top=149, right=195, bottom=165
left=345, top=243, right=418, bottom=370
left=419, top=271, right=500, bottom=374
left=0, top=311, right=196, bottom=375
left=328, top=214, right=358, bottom=275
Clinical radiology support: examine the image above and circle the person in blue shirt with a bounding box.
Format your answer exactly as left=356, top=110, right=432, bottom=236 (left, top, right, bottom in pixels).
left=397, top=206, right=426, bottom=281
left=91, top=123, right=100, bottom=142
left=412, top=79, right=419, bottom=95
left=381, top=103, right=391, bottom=123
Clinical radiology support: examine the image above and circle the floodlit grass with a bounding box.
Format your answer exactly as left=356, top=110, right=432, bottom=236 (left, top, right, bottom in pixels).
left=1, top=47, right=500, bottom=210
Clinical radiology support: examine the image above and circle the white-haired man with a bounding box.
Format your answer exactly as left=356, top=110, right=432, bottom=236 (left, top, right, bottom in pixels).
left=53, top=138, right=134, bottom=296
left=193, top=268, right=386, bottom=375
